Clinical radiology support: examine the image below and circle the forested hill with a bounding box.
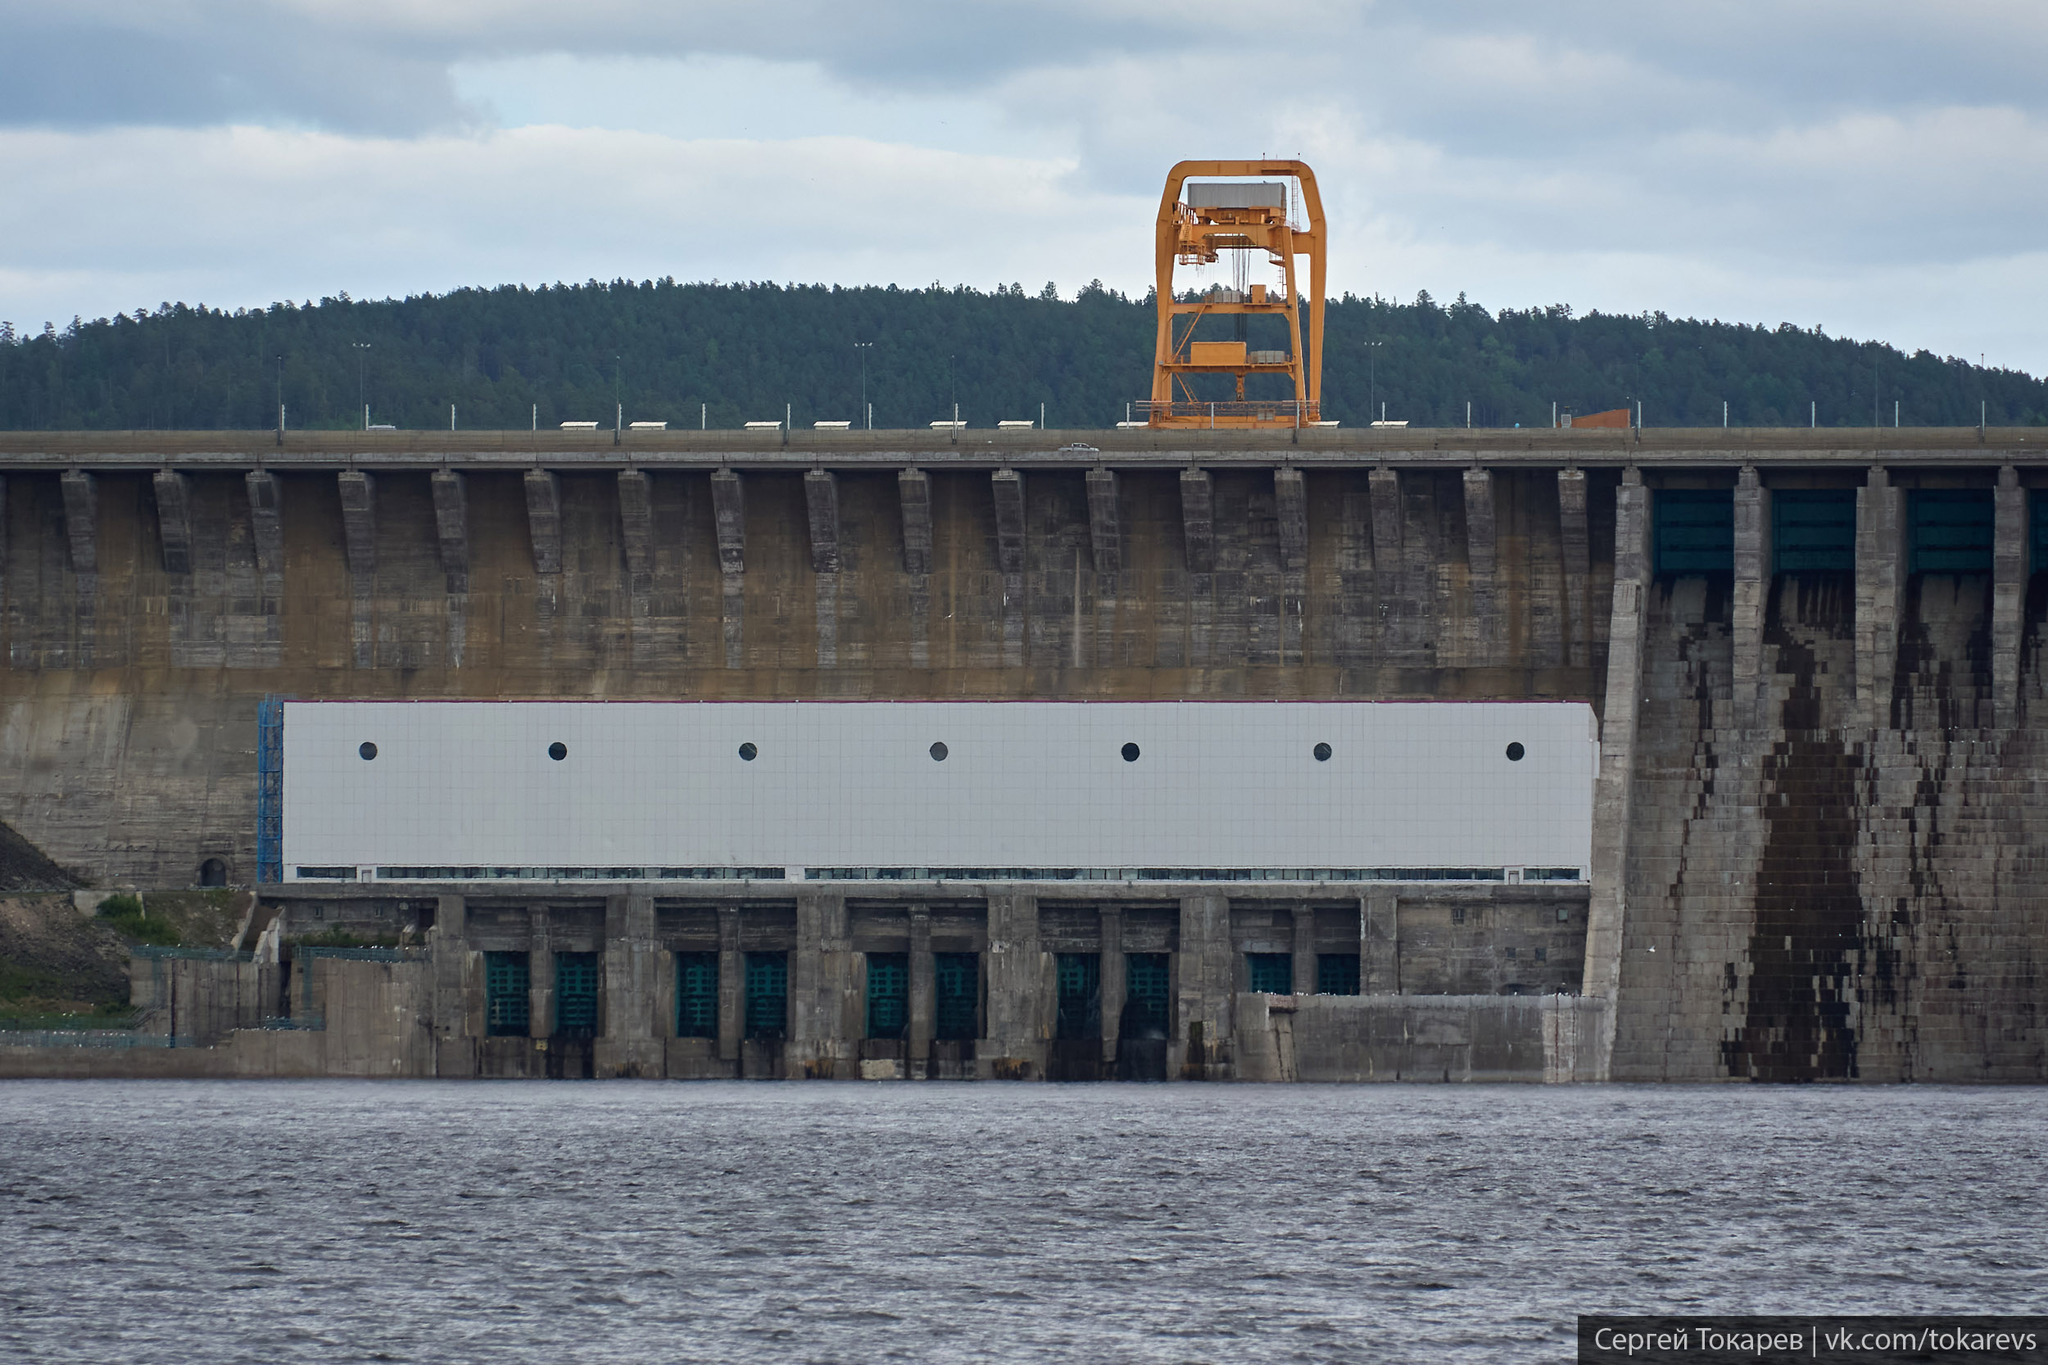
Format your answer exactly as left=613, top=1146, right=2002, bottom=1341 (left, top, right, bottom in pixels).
left=1, top=278, right=2043, bottom=431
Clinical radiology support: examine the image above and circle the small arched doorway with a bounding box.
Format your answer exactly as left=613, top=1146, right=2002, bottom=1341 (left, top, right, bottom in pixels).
left=198, top=858, right=228, bottom=888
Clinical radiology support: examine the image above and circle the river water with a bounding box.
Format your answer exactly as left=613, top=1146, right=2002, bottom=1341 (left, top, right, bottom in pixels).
left=1, top=1082, right=2043, bottom=1363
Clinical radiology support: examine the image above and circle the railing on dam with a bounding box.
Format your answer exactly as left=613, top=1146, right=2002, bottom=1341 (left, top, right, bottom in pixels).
left=0, top=426, right=2041, bottom=470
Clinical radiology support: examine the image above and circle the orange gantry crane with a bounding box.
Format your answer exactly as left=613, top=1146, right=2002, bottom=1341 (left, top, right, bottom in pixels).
left=1146, top=160, right=1326, bottom=429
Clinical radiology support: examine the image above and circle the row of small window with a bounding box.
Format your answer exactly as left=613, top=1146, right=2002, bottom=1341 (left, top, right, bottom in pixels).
left=362, top=741, right=1393, bottom=764
left=309, top=865, right=1581, bottom=884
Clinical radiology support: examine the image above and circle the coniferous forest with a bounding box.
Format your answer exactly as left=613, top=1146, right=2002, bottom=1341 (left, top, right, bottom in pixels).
left=0, top=278, right=2042, bottom=431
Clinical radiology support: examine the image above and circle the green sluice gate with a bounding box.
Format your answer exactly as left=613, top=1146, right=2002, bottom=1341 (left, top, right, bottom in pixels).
left=1655, top=489, right=1735, bottom=574
left=1055, top=953, right=1100, bottom=1040
left=866, top=953, right=908, bottom=1040
left=934, top=952, right=978, bottom=1040
left=1124, top=953, right=1171, bottom=1037
left=1773, top=489, right=1857, bottom=572
left=745, top=951, right=788, bottom=1039
left=1317, top=952, right=1361, bottom=995
left=677, top=952, right=718, bottom=1038
left=555, top=953, right=599, bottom=1038
left=1910, top=488, right=1994, bottom=573
left=484, top=951, right=530, bottom=1036
left=1246, top=952, right=1292, bottom=995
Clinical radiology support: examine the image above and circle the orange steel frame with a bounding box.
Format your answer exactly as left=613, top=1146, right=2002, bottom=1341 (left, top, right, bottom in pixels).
left=1149, top=160, right=1326, bottom=428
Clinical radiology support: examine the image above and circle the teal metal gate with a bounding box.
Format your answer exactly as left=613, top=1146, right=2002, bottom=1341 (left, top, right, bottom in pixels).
left=1246, top=952, right=1292, bottom=995
left=554, top=953, right=599, bottom=1038
left=1773, top=489, right=1857, bottom=572
left=934, top=952, right=979, bottom=1041
left=744, top=952, right=787, bottom=1039
left=1055, top=953, right=1100, bottom=1040
left=485, top=952, right=530, bottom=1036
left=866, top=953, right=908, bottom=1040
left=676, top=953, right=718, bottom=1038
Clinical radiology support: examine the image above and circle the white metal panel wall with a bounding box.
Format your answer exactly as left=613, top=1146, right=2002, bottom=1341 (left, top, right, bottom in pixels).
left=281, top=701, right=1596, bottom=874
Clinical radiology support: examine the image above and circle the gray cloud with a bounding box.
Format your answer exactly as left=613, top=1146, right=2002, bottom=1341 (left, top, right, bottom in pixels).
left=3, top=1, right=2046, bottom=370
left=0, top=1, right=1189, bottom=131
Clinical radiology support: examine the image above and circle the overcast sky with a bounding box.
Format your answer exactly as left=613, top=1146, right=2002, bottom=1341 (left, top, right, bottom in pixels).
left=3, top=1, right=2044, bottom=371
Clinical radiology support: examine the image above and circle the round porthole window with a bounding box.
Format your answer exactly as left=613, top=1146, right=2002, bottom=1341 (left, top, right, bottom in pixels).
left=930, top=742, right=949, bottom=761
left=548, top=742, right=568, bottom=761
left=1506, top=742, right=1525, bottom=761
left=738, top=742, right=758, bottom=762
left=1313, top=742, right=1332, bottom=762
left=358, top=742, right=377, bottom=761
left=1121, top=742, right=1140, bottom=762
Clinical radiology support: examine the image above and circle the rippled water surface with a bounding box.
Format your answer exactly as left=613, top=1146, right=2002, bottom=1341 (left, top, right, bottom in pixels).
left=2, top=1082, right=2044, bottom=1362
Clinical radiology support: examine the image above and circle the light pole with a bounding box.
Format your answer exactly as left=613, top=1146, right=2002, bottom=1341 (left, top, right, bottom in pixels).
left=855, top=341, right=874, bottom=429
left=1365, top=341, right=1383, bottom=423
left=352, top=342, right=371, bottom=429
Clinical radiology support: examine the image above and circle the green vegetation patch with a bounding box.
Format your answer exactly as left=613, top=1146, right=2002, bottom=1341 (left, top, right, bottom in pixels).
left=0, top=894, right=132, bottom=1011
left=96, top=895, right=183, bottom=947
left=3, top=280, right=2042, bottom=432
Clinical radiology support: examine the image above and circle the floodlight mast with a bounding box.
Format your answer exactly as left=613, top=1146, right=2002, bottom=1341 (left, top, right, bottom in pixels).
left=1147, top=160, right=1326, bottom=429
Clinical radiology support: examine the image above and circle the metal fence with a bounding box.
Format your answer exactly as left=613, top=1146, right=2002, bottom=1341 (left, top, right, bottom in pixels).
left=0, top=1030, right=183, bottom=1049
left=133, top=945, right=254, bottom=962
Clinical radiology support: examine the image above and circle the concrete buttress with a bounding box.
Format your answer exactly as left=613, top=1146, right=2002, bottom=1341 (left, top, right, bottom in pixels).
left=1085, top=468, right=1121, bottom=576
left=716, top=905, right=741, bottom=1064
left=898, top=468, right=932, bottom=666
left=982, top=891, right=1043, bottom=1077
left=791, top=890, right=855, bottom=1077
left=1175, top=892, right=1234, bottom=1080
left=527, top=905, right=554, bottom=1041
left=244, top=470, right=284, bottom=581
left=1731, top=466, right=1772, bottom=726
left=1557, top=469, right=1591, bottom=666
left=804, top=469, right=840, bottom=573
left=522, top=470, right=562, bottom=576
left=336, top=471, right=375, bottom=582
left=1274, top=467, right=1308, bottom=572
left=992, top=469, right=1026, bottom=666
left=1099, top=905, right=1125, bottom=1068
left=710, top=469, right=746, bottom=573
left=908, top=907, right=934, bottom=1075
left=805, top=470, right=841, bottom=667
left=616, top=469, right=654, bottom=595
left=991, top=469, right=1026, bottom=576
left=711, top=470, right=745, bottom=667
left=597, top=893, right=661, bottom=1077
left=59, top=470, right=97, bottom=577
left=429, top=470, right=469, bottom=594
left=1462, top=467, right=1497, bottom=657
left=337, top=470, right=376, bottom=666
left=430, top=895, right=475, bottom=1076
left=1994, top=465, right=2025, bottom=724
left=1362, top=889, right=1398, bottom=994
left=1582, top=469, right=1650, bottom=1080
left=152, top=471, right=194, bottom=575
left=1291, top=903, right=1316, bottom=996
left=1855, top=466, right=1904, bottom=730
left=1179, top=468, right=1215, bottom=574
left=897, top=468, right=933, bottom=575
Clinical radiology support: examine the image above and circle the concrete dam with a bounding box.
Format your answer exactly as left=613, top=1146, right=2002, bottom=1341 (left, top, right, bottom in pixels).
left=1, top=425, right=2044, bottom=1083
